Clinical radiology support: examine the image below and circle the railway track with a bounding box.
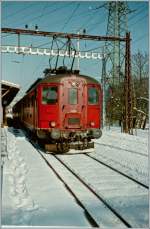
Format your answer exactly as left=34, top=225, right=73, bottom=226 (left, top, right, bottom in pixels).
left=12, top=128, right=149, bottom=227
left=41, top=151, right=131, bottom=227
left=54, top=154, right=132, bottom=227
left=37, top=149, right=99, bottom=227
left=53, top=153, right=148, bottom=227
left=95, top=142, right=147, bottom=157
left=85, top=153, right=148, bottom=189
left=94, top=142, right=148, bottom=187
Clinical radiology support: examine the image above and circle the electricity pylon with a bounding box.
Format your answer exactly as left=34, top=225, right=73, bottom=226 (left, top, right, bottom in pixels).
left=102, top=2, right=134, bottom=131
left=104, top=1, right=131, bottom=85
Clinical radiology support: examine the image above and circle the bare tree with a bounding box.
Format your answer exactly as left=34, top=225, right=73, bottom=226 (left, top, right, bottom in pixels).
left=132, top=50, right=148, bottom=81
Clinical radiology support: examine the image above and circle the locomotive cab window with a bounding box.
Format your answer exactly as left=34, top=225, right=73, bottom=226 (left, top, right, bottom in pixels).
left=42, top=86, right=58, bottom=104
left=69, top=88, right=78, bottom=105
left=88, top=87, right=99, bottom=104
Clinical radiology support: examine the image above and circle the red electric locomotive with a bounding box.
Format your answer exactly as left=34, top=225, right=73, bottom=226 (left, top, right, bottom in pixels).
left=13, top=67, right=102, bottom=152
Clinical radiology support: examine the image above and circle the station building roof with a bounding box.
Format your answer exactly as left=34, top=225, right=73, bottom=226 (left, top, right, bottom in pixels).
left=1, top=80, right=20, bottom=107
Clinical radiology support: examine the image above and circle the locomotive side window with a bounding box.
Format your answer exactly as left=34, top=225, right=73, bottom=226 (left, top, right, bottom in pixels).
left=69, top=88, right=78, bottom=105
left=42, top=87, right=58, bottom=104
left=88, top=87, right=99, bottom=104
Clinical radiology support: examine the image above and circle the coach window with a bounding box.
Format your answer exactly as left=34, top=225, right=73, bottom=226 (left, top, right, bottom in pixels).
left=88, top=87, right=99, bottom=104
left=42, top=87, right=58, bottom=104
left=69, top=88, right=78, bottom=105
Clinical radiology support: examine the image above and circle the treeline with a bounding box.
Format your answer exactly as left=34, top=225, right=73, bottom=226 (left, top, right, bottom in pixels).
left=105, top=50, right=149, bottom=127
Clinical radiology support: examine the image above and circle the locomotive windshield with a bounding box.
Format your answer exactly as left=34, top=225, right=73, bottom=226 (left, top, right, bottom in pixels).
left=42, top=86, right=58, bottom=104
left=88, top=87, right=99, bottom=104
left=69, top=88, right=78, bottom=105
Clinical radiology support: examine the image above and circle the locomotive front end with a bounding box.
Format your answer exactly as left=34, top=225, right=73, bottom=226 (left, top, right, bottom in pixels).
left=54, top=74, right=102, bottom=151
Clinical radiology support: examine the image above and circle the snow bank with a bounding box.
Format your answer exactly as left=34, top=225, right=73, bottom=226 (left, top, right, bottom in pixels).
left=2, top=128, right=38, bottom=225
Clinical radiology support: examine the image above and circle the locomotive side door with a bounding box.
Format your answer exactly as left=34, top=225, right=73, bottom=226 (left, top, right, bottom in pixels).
left=87, top=84, right=101, bottom=129
left=60, top=78, right=86, bottom=129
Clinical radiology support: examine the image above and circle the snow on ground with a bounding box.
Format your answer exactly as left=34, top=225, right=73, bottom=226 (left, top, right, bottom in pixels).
left=96, top=127, right=148, bottom=155
left=94, top=127, right=148, bottom=186
left=58, top=153, right=148, bottom=227
left=1, top=126, right=149, bottom=227
left=43, top=153, right=127, bottom=228
left=2, top=127, right=90, bottom=226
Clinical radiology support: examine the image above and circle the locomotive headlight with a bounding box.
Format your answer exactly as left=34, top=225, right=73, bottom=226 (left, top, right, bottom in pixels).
left=51, top=129, right=60, bottom=139
left=90, top=121, right=95, bottom=127
left=72, top=82, right=76, bottom=87
left=50, top=121, right=56, bottom=127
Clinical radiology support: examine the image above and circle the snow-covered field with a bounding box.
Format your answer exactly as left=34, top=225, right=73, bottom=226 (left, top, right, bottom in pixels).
left=1, top=126, right=149, bottom=227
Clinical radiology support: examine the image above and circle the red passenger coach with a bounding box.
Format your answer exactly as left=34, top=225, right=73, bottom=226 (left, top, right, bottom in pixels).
left=13, top=68, right=102, bottom=152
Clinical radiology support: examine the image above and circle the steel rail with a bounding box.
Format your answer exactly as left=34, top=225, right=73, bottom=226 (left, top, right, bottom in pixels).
left=54, top=155, right=131, bottom=228
left=85, top=153, right=148, bottom=189
left=95, top=142, right=147, bottom=157
left=27, top=144, right=99, bottom=228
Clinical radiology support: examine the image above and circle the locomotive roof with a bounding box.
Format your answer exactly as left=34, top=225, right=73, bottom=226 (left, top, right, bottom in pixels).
left=26, top=73, right=100, bottom=93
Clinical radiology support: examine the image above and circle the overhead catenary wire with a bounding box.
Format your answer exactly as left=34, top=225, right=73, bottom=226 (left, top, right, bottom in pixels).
left=37, top=2, right=49, bottom=25
left=86, top=20, right=106, bottom=33
left=27, top=4, right=96, bottom=33
left=2, top=2, right=36, bottom=21
left=133, top=33, right=148, bottom=44
left=29, top=2, right=48, bottom=46
left=129, top=13, right=148, bottom=28
left=23, top=2, right=73, bottom=28
left=128, top=5, right=148, bottom=22
left=76, top=9, right=101, bottom=32
left=4, top=2, right=73, bottom=30
left=60, top=3, right=81, bottom=32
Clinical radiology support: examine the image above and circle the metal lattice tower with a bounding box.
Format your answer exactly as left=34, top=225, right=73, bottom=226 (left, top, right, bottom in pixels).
left=104, top=2, right=131, bottom=85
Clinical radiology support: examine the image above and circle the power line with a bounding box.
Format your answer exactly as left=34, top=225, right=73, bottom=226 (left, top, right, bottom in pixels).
left=129, top=13, right=148, bottom=28
left=85, top=45, right=104, bottom=52
left=76, top=8, right=102, bottom=32
left=41, top=5, right=100, bottom=32
left=2, top=3, right=35, bottom=21
left=41, top=7, right=96, bottom=34
left=61, top=3, right=81, bottom=32
left=4, top=2, right=71, bottom=29
left=26, top=2, right=74, bottom=28
left=86, top=19, right=106, bottom=32
left=29, top=2, right=48, bottom=46
left=128, top=5, right=147, bottom=22
left=38, top=2, right=49, bottom=24
left=133, top=33, right=148, bottom=44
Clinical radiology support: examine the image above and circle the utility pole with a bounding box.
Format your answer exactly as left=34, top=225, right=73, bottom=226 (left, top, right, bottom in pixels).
left=124, top=32, right=133, bottom=134
left=76, top=29, right=86, bottom=70
left=101, top=49, right=107, bottom=128
left=77, top=31, right=80, bottom=70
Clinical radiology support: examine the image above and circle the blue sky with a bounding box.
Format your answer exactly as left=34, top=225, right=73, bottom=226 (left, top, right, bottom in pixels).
left=1, top=1, right=149, bottom=98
